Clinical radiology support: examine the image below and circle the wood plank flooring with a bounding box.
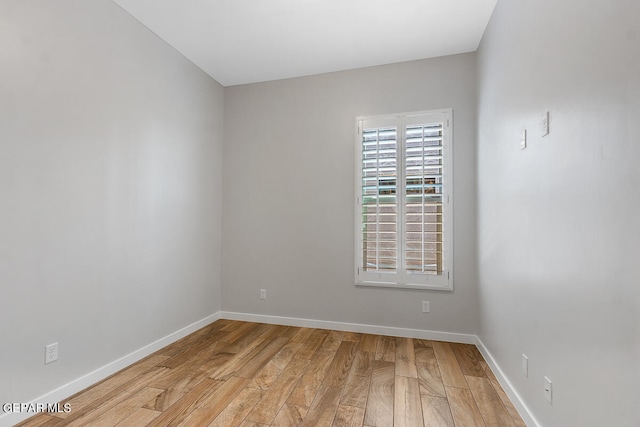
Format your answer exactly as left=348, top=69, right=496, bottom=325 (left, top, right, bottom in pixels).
left=17, top=320, right=526, bottom=427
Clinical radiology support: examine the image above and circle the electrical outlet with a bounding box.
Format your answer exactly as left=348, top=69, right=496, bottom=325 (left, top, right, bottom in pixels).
left=541, top=111, right=549, bottom=137
left=45, top=342, right=58, bottom=364
left=421, top=301, right=430, bottom=313
left=521, top=354, right=528, bottom=377
left=544, top=376, right=552, bottom=404
left=259, top=289, right=267, bottom=300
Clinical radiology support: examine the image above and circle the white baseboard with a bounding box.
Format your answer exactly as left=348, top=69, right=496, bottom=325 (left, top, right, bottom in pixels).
left=475, top=336, right=540, bottom=427
left=220, top=311, right=477, bottom=344
left=0, top=312, right=221, bottom=427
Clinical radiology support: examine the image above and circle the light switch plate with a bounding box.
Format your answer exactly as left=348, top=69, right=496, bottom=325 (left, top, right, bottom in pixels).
left=520, top=129, right=527, bottom=150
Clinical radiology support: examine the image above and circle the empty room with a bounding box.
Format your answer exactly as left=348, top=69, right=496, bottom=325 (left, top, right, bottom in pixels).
left=1, top=0, right=638, bottom=426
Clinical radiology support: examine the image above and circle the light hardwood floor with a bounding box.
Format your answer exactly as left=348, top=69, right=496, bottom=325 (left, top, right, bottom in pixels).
left=17, top=320, right=526, bottom=427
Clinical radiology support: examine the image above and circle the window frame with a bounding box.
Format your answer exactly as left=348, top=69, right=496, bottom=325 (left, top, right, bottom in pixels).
left=354, top=109, right=454, bottom=291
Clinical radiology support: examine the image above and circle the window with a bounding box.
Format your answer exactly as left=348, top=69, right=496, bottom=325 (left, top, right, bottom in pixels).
left=355, top=110, right=453, bottom=290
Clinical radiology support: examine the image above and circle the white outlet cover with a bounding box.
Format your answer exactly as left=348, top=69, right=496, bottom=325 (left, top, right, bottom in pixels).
left=259, top=289, right=267, bottom=300
left=520, top=129, right=527, bottom=150
left=45, top=342, right=58, bottom=364
left=422, top=301, right=430, bottom=313
left=541, top=111, right=549, bottom=137
left=521, top=354, right=528, bottom=377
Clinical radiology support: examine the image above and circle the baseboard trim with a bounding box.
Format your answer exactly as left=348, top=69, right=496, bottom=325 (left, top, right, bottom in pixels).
left=0, top=312, right=221, bottom=427
left=220, top=311, right=476, bottom=344
left=475, top=336, right=540, bottom=427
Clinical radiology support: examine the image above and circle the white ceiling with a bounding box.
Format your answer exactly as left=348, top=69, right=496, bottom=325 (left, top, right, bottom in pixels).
left=112, top=0, right=497, bottom=87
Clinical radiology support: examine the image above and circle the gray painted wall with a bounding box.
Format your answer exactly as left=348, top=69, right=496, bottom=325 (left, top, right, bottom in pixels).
left=6, top=1, right=637, bottom=425
left=476, top=1, right=640, bottom=426
left=0, top=0, right=223, bottom=405
left=223, top=54, right=479, bottom=334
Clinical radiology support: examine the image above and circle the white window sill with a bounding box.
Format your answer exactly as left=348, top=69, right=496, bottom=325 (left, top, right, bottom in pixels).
left=355, top=281, right=453, bottom=292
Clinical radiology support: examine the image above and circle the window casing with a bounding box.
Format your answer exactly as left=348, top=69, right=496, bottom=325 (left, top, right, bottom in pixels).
left=355, top=110, right=453, bottom=290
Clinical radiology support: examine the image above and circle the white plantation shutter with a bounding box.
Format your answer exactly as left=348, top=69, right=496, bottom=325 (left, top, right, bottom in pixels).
left=356, top=110, right=452, bottom=290
left=361, top=123, right=398, bottom=273
left=404, top=122, right=444, bottom=275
